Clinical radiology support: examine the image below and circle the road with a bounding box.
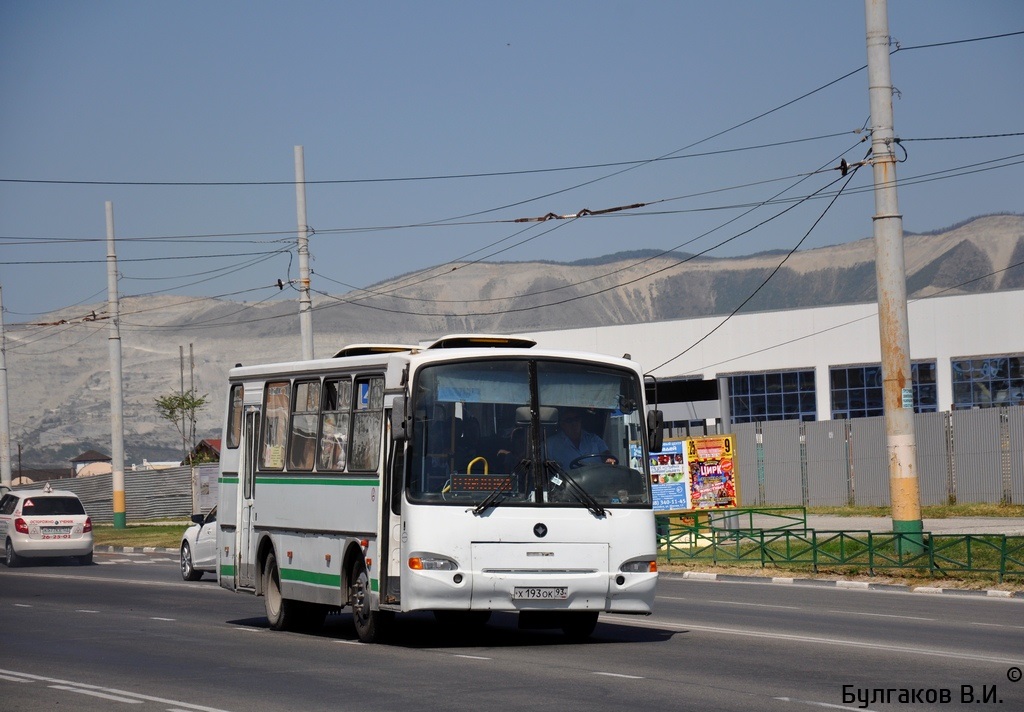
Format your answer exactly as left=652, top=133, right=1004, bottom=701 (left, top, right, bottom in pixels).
left=1, top=551, right=1022, bottom=711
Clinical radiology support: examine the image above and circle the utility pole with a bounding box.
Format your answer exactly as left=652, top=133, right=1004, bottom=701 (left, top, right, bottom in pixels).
left=0, top=285, right=12, bottom=488
left=180, top=345, right=188, bottom=464
left=295, top=146, right=314, bottom=360
left=189, top=342, right=196, bottom=454
left=106, top=202, right=127, bottom=529
left=864, top=0, right=923, bottom=550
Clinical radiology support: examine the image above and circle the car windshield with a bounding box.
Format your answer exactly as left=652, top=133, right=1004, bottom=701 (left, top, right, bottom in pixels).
left=406, top=358, right=651, bottom=509
left=21, top=496, right=85, bottom=516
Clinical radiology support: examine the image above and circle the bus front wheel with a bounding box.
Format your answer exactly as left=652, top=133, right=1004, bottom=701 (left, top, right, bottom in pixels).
left=349, top=558, right=392, bottom=643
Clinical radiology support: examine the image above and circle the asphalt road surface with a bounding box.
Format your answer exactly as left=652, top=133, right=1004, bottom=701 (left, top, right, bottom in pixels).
left=1, top=551, right=1021, bottom=711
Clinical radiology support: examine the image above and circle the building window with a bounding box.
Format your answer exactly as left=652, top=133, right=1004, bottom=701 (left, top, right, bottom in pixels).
left=830, top=362, right=938, bottom=418
left=952, top=355, right=1024, bottom=408
left=728, top=370, right=816, bottom=424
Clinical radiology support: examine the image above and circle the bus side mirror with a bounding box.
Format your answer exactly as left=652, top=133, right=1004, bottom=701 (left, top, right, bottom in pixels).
left=647, top=410, right=664, bottom=453
left=391, top=396, right=409, bottom=441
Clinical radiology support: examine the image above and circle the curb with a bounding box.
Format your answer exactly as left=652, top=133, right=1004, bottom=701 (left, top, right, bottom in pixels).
left=97, top=545, right=177, bottom=555
left=663, top=570, right=1024, bottom=599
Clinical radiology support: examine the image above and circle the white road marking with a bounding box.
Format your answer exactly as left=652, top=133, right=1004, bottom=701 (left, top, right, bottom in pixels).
left=49, top=684, right=144, bottom=703
left=774, top=696, right=875, bottom=711
left=604, top=617, right=1024, bottom=666
left=709, top=599, right=803, bottom=610
left=0, top=673, right=32, bottom=683
left=2, top=667, right=235, bottom=712
left=593, top=671, right=644, bottom=679
left=826, top=610, right=934, bottom=621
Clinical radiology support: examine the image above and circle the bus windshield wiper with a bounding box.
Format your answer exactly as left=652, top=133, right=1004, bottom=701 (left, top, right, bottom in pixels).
left=545, top=461, right=606, bottom=518
left=472, top=473, right=514, bottom=515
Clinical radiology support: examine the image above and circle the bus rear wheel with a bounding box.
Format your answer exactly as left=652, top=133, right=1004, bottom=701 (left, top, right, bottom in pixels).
left=263, top=551, right=307, bottom=631
left=349, top=558, right=392, bottom=643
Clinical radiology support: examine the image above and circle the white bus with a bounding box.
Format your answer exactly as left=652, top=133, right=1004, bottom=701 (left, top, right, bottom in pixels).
left=217, top=334, right=663, bottom=642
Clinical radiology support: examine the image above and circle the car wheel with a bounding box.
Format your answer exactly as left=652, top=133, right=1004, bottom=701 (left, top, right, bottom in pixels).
left=180, top=542, right=203, bottom=581
left=5, top=538, right=22, bottom=568
left=77, top=551, right=93, bottom=566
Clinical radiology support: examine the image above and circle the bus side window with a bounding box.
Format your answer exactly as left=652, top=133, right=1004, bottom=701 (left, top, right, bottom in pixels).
left=261, top=381, right=291, bottom=470
left=318, top=378, right=352, bottom=471
left=287, top=380, right=320, bottom=471
left=226, top=384, right=243, bottom=449
left=350, top=376, right=385, bottom=471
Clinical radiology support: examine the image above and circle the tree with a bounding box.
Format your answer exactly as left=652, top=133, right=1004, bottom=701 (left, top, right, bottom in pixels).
left=155, top=390, right=209, bottom=465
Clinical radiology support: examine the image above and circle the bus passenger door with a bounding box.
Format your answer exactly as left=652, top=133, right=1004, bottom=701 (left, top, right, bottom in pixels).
left=379, top=414, right=403, bottom=606
left=235, top=406, right=260, bottom=590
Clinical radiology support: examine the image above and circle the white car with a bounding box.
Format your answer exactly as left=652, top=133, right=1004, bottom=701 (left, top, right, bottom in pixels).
left=180, top=506, right=217, bottom=581
left=0, top=483, right=94, bottom=567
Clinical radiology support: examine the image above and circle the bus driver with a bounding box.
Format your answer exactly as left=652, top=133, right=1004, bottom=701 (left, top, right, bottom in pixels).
left=546, top=407, right=617, bottom=470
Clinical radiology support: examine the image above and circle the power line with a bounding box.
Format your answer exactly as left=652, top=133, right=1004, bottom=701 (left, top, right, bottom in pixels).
left=648, top=168, right=861, bottom=374
left=0, top=131, right=861, bottom=188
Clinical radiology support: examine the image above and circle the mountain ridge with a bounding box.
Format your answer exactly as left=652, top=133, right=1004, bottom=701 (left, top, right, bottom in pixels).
left=7, top=214, right=1023, bottom=469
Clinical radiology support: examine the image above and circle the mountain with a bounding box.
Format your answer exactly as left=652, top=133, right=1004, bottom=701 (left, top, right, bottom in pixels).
left=6, top=214, right=1023, bottom=469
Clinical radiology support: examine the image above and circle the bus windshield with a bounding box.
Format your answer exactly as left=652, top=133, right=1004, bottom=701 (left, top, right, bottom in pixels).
left=407, top=358, right=651, bottom=509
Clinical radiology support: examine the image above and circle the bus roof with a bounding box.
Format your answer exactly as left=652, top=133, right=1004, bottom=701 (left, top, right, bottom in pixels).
left=227, top=335, right=640, bottom=381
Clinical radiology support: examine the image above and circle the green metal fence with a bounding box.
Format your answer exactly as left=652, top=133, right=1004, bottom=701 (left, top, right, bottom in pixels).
left=657, top=509, right=1024, bottom=581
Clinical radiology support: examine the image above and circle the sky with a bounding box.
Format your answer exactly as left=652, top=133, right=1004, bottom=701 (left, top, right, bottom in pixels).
left=1, top=1, right=1022, bottom=325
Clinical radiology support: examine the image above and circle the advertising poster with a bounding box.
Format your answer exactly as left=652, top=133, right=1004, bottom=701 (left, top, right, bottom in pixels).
left=637, top=439, right=691, bottom=512
left=686, top=435, right=739, bottom=510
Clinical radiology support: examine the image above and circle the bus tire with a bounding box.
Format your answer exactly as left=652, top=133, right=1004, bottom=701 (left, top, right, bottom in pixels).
left=349, top=558, right=392, bottom=643
left=561, top=611, right=599, bottom=641
left=263, top=551, right=301, bottom=631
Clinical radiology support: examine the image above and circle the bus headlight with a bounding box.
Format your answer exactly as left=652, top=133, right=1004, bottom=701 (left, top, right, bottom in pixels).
left=619, top=559, right=657, bottom=573
left=408, top=554, right=459, bottom=571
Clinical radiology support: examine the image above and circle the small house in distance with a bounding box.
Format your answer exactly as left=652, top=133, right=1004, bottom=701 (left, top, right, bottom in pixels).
left=72, top=449, right=112, bottom=477
left=185, top=438, right=221, bottom=465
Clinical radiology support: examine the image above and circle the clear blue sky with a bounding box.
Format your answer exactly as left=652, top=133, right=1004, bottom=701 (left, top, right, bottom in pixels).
left=1, top=1, right=1022, bottom=321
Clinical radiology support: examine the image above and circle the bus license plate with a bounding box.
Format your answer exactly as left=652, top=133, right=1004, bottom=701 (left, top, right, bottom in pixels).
left=513, top=586, right=568, bottom=600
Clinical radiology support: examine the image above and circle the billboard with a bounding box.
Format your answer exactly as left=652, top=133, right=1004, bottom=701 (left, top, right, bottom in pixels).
left=644, top=435, right=739, bottom=513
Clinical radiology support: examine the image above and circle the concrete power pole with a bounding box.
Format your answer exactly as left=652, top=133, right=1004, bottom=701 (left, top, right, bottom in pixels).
left=0, top=286, right=12, bottom=488
left=864, top=0, right=923, bottom=549
left=106, top=202, right=127, bottom=529
left=295, top=146, right=314, bottom=360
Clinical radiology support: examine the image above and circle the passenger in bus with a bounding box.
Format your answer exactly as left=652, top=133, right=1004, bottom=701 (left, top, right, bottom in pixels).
left=497, top=426, right=528, bottom=472
left=546, top=407, right=617, bottom=470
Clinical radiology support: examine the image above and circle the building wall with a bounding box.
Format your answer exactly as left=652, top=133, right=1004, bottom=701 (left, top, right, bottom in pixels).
left=523, top=289, right=1024, bottom=420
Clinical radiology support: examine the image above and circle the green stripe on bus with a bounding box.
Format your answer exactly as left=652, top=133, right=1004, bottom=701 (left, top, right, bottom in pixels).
left=218, top=476, right=379, bottom=486
left=256, top=477, right=380, bottom=487
left=281, top=567, right=343, bottom=588
left=220, top=564, right=235, bottom=576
